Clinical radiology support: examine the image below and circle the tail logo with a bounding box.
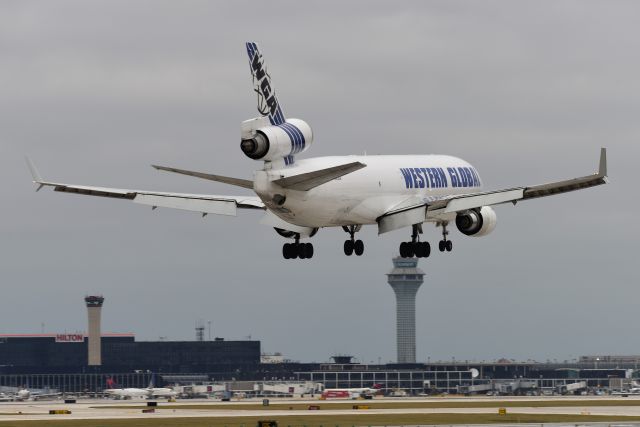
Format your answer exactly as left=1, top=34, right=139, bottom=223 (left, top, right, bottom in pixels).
left=246, top=42, right=285, bottom=125
left=251, top=53, right=277, bottom=116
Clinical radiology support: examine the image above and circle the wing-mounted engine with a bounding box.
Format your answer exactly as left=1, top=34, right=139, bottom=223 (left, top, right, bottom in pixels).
left=455, top=206, right=497, bottom=237
left=240, top=117, right=313, bottom=162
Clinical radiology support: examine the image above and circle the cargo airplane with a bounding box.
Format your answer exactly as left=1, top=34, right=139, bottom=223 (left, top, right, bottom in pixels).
left=27, top=43, right=608, bottom=260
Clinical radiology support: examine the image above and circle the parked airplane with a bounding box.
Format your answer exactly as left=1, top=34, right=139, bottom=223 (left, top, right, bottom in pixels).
left=0, top=387, right=61, bottom=401
left=322, top=384, right=382, bottom=399
left=611, top=381, right=640, bottom=396
left=147, top=386, right=178, bottom=399
left=104, top=377, right=177, bottom=400
left=105, top=386, right=176, bottom=399
left=27, top=42, right=608, bottom=260
left=104, top=387, right=150, bottom=400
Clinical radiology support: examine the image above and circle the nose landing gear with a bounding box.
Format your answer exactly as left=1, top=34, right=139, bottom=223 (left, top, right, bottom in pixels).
left=342, top=225, right=364, bottom=256
left=399, top=224, right=430, bottom=258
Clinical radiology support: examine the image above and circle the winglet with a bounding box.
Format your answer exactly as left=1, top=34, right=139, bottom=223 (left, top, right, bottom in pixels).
left=25, top=156, right=45, bottom=191
left=599, top=147, right=607, bottom=177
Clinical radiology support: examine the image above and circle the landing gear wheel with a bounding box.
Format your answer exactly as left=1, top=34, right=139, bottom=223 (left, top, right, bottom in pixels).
left=399, top=224, right=430, bottom=258
left=411, top=241, right=430, bottom=258
left=342, top=225, right=362, bottom=257
left=298, top=243, right=308, bottom=259
left=354, top=240, right=364, bottom=256
left=344, top=239, right=354, bottom=256
left=305, top=243, right=314, bottom=259
left=419, top=241, right=431, bottom=258
left=283, top=243, right=299, bottom=259
left=411, top=242, right=421, bottom=257
left=282, top=233, right=314, bottom=260
left=399, top=242, right=413, bottom=258
left=438, top=222, right=453, bottom=253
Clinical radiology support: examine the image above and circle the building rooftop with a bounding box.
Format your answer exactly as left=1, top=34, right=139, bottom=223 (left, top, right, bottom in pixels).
left=84, top=295, right=105, bottom=307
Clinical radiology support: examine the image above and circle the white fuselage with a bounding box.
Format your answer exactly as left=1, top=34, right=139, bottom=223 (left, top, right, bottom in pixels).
left=254, top=155, right=483, bottom=228
left=105, top=387, right=177, bottom=399
left=105, top=388, right=150, bottom=399
left=149, top=387, right=177, bottom=398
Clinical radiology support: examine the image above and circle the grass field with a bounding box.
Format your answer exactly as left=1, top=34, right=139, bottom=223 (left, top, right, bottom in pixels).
left=4, top=413, right=640, bottom=427
left=98, top=399, right=640, bottom=411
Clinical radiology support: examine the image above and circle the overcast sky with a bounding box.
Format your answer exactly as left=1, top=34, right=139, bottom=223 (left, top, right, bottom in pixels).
left=1, top=1, right=638, bottom=364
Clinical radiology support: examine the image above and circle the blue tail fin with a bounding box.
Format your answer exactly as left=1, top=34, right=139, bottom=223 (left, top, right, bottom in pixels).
left=245, top=42, right=285, bottom=125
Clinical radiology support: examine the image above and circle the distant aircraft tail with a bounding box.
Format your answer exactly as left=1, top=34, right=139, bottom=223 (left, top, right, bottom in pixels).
left=245, top=42, right=285, bottom=126
left=105, top=377, right=116, bottom=389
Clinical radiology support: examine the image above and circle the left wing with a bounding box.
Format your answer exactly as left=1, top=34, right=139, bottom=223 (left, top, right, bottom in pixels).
left=378, top=148, right=608, bottom=234
left=26, top=158, right=264, bottom=217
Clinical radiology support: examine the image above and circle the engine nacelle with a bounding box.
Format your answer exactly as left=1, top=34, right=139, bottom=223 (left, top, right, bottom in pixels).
left=240, top=117, right=313, bottom=161
left=455, top=206, right=497, bottom=237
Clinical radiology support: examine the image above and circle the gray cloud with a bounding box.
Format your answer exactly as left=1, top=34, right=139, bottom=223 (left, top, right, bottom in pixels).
left=1, top=0, right=637, bottom=363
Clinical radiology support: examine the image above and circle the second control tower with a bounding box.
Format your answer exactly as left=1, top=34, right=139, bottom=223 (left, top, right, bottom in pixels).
left=386, top=257, right=424, bottom=364
left=85, top=295, right=104, bottom=366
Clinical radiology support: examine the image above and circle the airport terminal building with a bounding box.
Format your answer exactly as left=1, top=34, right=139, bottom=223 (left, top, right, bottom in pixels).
left=0, top=296, right=638, bottom=394
left=0, top=333, right=259, bottom=375
left=1, top=334, right=637, bottom=394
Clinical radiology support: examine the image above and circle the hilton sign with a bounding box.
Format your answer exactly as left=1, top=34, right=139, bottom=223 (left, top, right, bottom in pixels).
left=55, top=334, right=84, bottom=343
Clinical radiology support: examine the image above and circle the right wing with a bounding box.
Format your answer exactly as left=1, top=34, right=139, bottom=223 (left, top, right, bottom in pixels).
left=26, top=158, right=264, bottom=217
left=377, top=148, right=608, bottom=234
left=429, top=147, right=608, bottom=215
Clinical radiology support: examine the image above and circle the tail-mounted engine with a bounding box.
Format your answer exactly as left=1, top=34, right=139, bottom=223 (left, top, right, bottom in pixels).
left=240, top=117, right=313, bottom=161
left=455, top=206, right=497, bottom=237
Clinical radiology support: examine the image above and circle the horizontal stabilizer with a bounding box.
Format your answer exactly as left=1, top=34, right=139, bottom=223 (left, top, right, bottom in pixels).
left=273, top=161, right=366, bottom=191
left=152, top=165, right=254, bottom=189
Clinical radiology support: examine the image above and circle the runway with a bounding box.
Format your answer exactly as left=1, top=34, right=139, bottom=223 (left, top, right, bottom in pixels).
left=3, top=396, right=640, bottom=422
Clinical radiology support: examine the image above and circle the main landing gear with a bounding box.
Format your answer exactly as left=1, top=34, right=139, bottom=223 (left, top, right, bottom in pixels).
left=438, top=222, right=453, bottom=253
left=282, top=234, right=314, bottom=260
left=399, top=224, right=431, bottom=258
left=342, top=225, right=364, bottom=256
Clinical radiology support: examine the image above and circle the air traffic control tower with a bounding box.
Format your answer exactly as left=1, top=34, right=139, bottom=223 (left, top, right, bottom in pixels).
left=85, top=295, right=104, bottom=366
left=387, top=257, right=424, bottom=363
